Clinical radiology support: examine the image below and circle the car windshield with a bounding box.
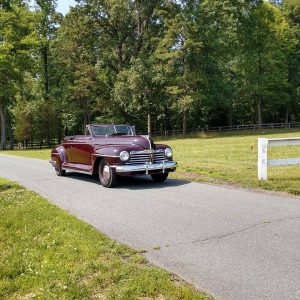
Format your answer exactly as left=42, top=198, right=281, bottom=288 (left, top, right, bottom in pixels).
left=92, top=125, right=135, bottom=136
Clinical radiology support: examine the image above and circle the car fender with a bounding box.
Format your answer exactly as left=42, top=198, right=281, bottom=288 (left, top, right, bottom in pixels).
left=154, top=144, right=169, bottom=150
left=51, top=146, right=66, bottom=168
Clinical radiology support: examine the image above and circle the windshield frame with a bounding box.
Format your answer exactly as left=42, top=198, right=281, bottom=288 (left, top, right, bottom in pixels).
left=91, top=125, right=135, bottom=137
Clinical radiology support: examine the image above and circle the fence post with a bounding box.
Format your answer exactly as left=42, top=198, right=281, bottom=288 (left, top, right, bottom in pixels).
left=258, top=138, right=268, bottom=181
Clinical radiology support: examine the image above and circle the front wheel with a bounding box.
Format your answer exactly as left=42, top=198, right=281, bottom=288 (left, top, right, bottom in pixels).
left=151, top=173, right=169, bottom=183
left=98, top=159, right=118, bottom=188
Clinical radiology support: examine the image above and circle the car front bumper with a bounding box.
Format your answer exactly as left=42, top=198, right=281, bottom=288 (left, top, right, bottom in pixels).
left=112, top=161, right=177, bottom=174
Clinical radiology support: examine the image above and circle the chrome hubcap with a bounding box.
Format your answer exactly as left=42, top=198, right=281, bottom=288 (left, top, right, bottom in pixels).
left=103, top=165, right=110, bottom=179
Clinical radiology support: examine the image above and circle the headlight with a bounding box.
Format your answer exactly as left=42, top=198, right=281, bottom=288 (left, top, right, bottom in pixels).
left=120, top=151, right=130, bottom=161
left=164, top=148, right=173, bottom=158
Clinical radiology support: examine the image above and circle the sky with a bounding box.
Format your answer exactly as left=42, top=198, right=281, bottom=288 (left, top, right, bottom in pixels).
left=56, top=0, right=77, bottom=15
left=29, top=0, right=77, bottom=15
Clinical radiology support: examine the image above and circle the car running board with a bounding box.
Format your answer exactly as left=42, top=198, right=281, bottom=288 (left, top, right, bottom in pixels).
left=62, top=163, right=93, bottom=175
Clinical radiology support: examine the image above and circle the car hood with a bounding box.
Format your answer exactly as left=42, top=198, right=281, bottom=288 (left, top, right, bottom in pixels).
left=93, top=135, right=153, bottom=150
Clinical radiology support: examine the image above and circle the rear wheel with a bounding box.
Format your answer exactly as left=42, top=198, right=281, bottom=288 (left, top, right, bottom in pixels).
left=151, top=173, right=169, bottom=183
left=98, top=159, right=118, bottom=188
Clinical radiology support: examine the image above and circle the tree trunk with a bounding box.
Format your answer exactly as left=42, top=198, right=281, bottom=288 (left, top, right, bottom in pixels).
left=58, top=130, right=62, bottom=144
left=0, top=107, right=6, bottom=150
left=183, top=109, right=187, bottom=135
left=228, top=99, right=233, bottom=127
left=257, top=95, right=262, bottom=129
left=41, top=46, right=51, bottom=143
left=257, top=38, right=263, bottom=130
left=41, top=46, right=49, bottom=99
left=9, top=127, right=14, bottom=149
left=83, top=99, right=89, bottom=130
left=118, top=42, right=123, bottom=70
left=44, top=103, right=51, bottom=145
left=164, top=105, right=169, bottom=134
left=285, top=106, right=289, bottom=128
left=7, top=113, right=14, bottom=149
left=147, top=112, right=151, bottom=136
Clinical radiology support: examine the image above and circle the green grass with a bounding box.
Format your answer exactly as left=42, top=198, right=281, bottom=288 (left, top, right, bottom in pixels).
left=0, top=178, right=208, bottom=299
left=1, top=149, right=50, bottom=160
left=1, top=128, right=300, bottom=195
left=159, top=129, right=300, bottom=195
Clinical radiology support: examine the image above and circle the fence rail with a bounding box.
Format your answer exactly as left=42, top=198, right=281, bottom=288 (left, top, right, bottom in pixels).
left=258, top=137, right=300, bottom=181
left=150, top=122, right=300, bottom=137
left=2, top=122, right=300, bottom=150
left=4, top=140, right=59, bottom=150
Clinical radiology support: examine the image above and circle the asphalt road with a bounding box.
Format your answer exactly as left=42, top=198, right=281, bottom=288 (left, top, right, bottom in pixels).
left=0, top=155, right=300, bottom=300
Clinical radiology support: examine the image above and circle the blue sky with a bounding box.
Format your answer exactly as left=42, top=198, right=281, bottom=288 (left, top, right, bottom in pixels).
left=56, top=0, right=77, bottom=15
left=29, top=0, right=76, bottom=15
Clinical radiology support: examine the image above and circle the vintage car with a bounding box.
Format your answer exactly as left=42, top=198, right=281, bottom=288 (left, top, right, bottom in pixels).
left=50, top=124, right=177, bottom=187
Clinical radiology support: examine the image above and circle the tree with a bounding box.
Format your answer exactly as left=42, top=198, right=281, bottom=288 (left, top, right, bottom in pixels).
left=240, top=1, right=294, bottom=127
left=77, top=0, right=162, bottom=71
left=1, top=0, right=300, bottom=145
left=35, top=0, right=58, bottom=99
left=113, top=56, right=162, bottom=135
left=155, top=0, right=203, bottom=134
left=34, top=0, right=62, bottom=141
left=283, top=0, right=300, bottom=123
left=0, top=1, right=36, bottom=149
left=58, top=0, right=165, bottom=133
left=55, top=7, right=100, bottom=132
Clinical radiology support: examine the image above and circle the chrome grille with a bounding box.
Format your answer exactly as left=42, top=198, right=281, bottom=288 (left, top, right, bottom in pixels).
left=127, top=150, right=166, bottom=165
left=153, top=151, right=165, bottom=163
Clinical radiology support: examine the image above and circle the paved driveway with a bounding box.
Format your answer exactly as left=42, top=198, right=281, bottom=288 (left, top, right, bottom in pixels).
left=0, top=155, right=299, bottom=300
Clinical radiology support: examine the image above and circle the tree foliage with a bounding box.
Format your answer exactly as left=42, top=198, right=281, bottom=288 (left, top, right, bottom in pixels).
left=0, top=0, right=299, bottom=147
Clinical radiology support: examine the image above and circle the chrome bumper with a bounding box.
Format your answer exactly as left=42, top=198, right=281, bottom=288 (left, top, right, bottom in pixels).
left=113, top=161, right=177, bottom=174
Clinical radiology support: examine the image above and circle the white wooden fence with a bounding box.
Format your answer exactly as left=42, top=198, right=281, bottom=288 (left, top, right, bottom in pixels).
left=258, top=137, right=300, bottom=180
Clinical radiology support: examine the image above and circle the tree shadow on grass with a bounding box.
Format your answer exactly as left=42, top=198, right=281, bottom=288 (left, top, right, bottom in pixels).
left=0, top=182, right=19, bottom=192
left=65, top=172, right=191, bottom=190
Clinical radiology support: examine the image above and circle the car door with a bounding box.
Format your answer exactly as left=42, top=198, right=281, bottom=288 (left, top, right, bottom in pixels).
left=70, top=136, right=94, bottom=165
left=62, top=138, right=74, bottom=163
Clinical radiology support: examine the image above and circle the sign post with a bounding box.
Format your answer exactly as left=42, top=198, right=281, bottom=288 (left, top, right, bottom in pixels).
left=258, top=138, right=268, bottom=181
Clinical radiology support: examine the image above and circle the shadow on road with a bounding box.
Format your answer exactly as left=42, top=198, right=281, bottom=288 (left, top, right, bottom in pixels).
left=118, top=175, right=191, bottom=190
left=65, top=172, right=191, bottom=190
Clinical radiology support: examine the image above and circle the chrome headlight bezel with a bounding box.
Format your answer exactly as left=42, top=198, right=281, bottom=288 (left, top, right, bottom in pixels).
left=120, top=151, right=130, bottom=161
left=164, top=147, right=173, bottom=158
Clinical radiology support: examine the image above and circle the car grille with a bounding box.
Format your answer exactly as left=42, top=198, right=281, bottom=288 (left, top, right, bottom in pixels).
left=127, top=150, right=166, bottom=165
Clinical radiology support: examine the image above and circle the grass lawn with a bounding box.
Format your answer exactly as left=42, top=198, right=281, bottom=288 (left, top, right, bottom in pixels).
left=1, top=128, right=300, bottom=195
left=160, top=129, right=300, bottom=195
left=1, top=149, right=51, bottom=160
left=0, top=178, right=208, bottom=299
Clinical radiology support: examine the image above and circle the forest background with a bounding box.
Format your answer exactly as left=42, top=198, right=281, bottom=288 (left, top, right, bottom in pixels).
left=0, top=0, right=299, bottom=149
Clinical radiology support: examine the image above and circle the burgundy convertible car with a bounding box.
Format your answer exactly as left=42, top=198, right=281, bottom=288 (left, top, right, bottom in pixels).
left=50, top=124, right=177, bottom=187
